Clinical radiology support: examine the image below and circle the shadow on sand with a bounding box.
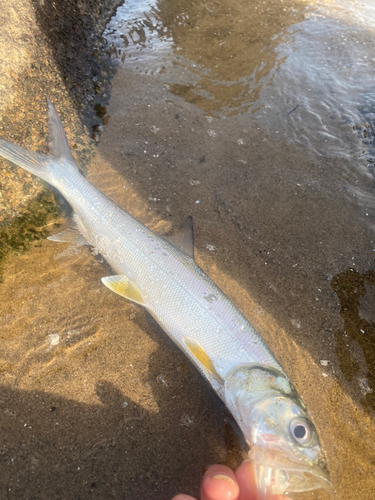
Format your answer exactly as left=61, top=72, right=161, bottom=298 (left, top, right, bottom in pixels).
left=0, top=329, right=245, bottom=500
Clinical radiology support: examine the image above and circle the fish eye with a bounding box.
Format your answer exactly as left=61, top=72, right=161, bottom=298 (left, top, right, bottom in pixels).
left=290, top=417, right=317, bottom=447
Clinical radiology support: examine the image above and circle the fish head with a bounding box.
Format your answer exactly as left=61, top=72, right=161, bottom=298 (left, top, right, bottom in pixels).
left=225, top=366, right=331, bottom=498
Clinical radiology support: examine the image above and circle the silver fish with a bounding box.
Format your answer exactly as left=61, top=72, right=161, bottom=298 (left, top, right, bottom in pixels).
left=0, top=100, right=331, bottom=497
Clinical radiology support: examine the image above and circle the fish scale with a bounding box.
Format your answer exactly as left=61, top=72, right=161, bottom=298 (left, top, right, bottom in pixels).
left=0, top=99, right=331, bottom=498
left=58, top=165, right=280, bottom=380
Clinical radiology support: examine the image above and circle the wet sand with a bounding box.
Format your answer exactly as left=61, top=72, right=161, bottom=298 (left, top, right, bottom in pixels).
left=1, top=71, right=374, bottom=499
left=1, top=0, right=375, bottom=499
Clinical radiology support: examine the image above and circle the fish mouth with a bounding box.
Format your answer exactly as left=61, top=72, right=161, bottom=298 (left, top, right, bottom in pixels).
left=249, top=446, right=332, bottom=499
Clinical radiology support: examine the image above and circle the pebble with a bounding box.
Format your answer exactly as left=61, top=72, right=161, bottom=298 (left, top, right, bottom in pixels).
left=48, top=333, right=60, bottom=346
left=157, top=374, right=168, bottom=386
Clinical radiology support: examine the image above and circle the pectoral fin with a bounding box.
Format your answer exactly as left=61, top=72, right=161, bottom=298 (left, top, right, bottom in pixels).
left=184, top=338, right=223, bottom=384
left=102, top=275, right=144, bottom=306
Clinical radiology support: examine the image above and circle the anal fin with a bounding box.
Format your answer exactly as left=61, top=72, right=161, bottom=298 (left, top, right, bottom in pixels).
left=102, top=275, right=144, bottom=306
left=47, top=227, right=87, bottom=245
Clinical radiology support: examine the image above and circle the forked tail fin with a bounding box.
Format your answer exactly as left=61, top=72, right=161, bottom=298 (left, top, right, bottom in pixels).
left=46, top=98, right=76, bottom=164
left=0, top=137, right=52, bottom=183
left=0, top=98, right=78, bottom=185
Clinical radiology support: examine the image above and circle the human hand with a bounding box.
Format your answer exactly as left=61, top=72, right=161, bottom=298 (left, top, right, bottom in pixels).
left=171, top=460, right=289, bottom=500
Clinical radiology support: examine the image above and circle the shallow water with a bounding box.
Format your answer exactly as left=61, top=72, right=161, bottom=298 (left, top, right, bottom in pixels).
left=101, top=0, right=375, bottom=496
left=104, top=0, right=375, bottom=171
left=102, top=0, right=375, bottom=393
left=1, top=0, right=375, bottom=498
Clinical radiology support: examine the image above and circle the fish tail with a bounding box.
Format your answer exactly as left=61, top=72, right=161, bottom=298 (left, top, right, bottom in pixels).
left=0, top=137, right=52, bottom=183
left=0, top=98, right=78, bottom=185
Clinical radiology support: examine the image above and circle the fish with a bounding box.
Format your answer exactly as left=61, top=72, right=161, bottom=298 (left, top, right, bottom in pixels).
left=0, top=99, right=331, bottom=498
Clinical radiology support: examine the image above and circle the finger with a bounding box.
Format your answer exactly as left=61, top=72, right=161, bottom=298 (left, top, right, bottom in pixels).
left=235, top=460, right=258, bottom=500
left=235, top=460, right=290, bottom=500
left=200, top=465, right=240, bottom=500
left=171, top=495, right=197, bottom=500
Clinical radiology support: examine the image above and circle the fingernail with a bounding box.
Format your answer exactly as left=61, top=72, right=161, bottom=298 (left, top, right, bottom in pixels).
left=202, top=470, right=240, bottom=500
left=212, top=475, right=236, bottom=484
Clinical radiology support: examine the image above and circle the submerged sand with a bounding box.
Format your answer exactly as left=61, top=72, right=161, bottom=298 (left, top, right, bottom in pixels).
left=1, top=0, right=375, bottom=499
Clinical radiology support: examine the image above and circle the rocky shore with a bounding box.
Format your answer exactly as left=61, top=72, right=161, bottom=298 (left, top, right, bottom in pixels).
left=0, top=0, right=122, bottom=271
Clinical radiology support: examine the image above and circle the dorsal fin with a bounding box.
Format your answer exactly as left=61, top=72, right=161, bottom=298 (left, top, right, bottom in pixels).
left=167, top=216, right=194, bottom=259
left=47, top=98, right=76, bottom=163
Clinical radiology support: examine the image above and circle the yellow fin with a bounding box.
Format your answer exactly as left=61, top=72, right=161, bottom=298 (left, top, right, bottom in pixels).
left=102, top=275, right=144, bottom=306
left=184, top=338, right=223, bottom=384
